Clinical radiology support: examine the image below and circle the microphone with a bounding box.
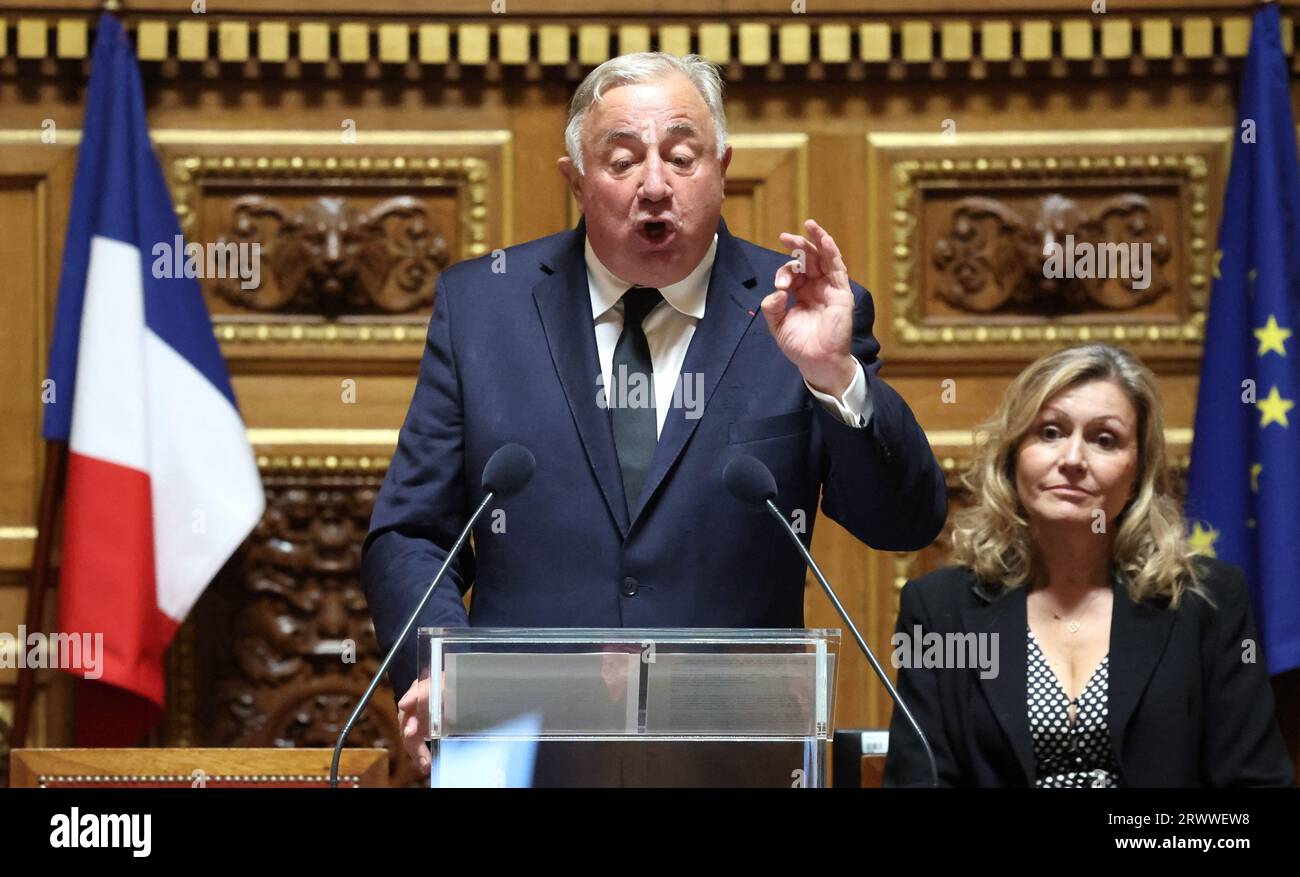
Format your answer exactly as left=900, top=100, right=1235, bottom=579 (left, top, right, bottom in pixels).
left=723, top=454, right=940, bottom=788
left=330, top=443, right=536, bottom=788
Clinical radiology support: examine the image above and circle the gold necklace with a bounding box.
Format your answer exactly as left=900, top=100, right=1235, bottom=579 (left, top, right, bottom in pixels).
left=1040, top=586, right=1105, bottom=635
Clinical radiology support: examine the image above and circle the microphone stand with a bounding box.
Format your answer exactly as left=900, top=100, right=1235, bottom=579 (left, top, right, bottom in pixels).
left=763, top=498, right=940, bottom=788
left=329, top=492, right=494, bottom=789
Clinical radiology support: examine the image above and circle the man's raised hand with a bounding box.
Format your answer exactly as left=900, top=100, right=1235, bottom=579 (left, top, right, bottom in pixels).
left=760, top=219, right=858, bottom=399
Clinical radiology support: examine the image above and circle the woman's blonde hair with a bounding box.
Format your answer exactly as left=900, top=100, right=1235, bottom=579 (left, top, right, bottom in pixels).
left=950, top=344, right=1202, bottom=607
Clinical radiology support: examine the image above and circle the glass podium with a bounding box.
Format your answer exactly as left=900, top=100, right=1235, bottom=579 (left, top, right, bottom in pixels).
left=418, top=628, right=839, bottom=788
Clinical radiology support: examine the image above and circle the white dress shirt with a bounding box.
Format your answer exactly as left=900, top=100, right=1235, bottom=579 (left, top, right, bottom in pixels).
left=585, top=233, right=871, bottom=437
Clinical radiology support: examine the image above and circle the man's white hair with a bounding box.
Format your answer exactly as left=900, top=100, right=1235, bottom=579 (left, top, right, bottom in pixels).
left=564, top=52, right=727, bottom=175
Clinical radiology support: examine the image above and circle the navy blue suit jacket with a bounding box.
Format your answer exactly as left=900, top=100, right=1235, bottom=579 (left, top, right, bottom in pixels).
left=362, top=218, right=947, bottom=698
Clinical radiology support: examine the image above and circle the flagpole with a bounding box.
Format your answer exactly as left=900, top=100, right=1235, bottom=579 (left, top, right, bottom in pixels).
left=9, top=441, right=69, bottom=752
left=7, top=0, right=132, bottom=767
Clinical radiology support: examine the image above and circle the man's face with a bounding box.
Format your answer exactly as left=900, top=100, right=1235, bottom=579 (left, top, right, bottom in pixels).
left=559, top=73, right=732, bottom=288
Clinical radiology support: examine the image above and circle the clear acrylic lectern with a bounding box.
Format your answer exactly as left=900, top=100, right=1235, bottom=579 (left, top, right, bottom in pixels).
left=417, top=628, right=839, bottom=788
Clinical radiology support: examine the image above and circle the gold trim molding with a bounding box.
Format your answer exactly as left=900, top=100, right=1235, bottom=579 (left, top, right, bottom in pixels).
left=0, top=14, right=1293, bottom=73
left=247, top=428, right=400, bottom=446
left=30, top=774, right=364, bottom=787
left=256, top=454, right=392, bottom=473
left=0, top=527, right=38, bottom=541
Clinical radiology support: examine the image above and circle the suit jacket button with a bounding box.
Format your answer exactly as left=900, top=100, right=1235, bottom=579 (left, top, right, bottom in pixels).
left=621, top=576, right=639, bottom=597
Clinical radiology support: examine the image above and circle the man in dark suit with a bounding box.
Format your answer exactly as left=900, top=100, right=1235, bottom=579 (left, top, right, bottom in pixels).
left=362, top=52, right=947, bottom=775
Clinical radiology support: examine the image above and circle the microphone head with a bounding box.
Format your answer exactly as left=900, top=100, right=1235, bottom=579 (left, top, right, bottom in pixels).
left=482, top=443, right=536, bottom=499
left=724, top=454, right=778, bottom=507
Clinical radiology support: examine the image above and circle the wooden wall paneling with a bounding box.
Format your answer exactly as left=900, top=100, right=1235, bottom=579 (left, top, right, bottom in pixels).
left=0, top=135, right=80, bottom=760
left=718, top=132, right=808, bottom=246
left=0, top=139, right=75, bottom=571
left=508, top=85, right=575, bottom=244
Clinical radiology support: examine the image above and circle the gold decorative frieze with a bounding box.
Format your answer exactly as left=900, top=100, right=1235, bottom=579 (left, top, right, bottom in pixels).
left=256, top=454, right=392, bottom=473
left=2, top=14, right=1295, bottom=74
left=250, top=426, right=398, bottom=475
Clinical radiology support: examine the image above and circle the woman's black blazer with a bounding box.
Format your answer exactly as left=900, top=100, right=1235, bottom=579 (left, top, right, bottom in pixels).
left=882, top=557, right=1294, bottom=787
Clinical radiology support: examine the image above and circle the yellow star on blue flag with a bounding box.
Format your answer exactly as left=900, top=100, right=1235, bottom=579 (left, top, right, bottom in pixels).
left=1254, top=315, right=1292, bottom=357
left=1187, top=2, right=1300, bottom=676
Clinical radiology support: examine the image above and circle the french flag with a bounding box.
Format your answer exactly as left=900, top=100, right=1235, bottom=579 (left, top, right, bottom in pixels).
left=43, top=15, right=264, bottom=745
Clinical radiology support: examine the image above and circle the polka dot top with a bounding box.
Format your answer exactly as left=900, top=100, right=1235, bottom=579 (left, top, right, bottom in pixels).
left=1027, top=627, right=1122, bottom=788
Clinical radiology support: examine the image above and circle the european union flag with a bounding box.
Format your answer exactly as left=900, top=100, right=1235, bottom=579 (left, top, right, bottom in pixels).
left=1187, top=2, right=1300, bottom=676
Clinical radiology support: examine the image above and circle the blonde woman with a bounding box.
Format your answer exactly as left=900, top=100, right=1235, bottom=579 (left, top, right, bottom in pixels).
left=884, top=344, right=1293, bottom=787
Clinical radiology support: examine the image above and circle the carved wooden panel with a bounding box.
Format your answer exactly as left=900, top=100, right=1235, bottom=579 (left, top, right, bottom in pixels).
left=164, top=465, right=418, bottom=787
left=930, top=192, right=1174, bottom=316
left=157, top=132, right=512, bottom=360
left=866, top=129, right=1229, bottom=362
left=210, top=193, right=450, bottom=317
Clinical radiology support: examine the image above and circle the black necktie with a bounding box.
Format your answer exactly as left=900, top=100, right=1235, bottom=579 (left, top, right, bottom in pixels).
left=611, top=286, right=663, bottom=515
